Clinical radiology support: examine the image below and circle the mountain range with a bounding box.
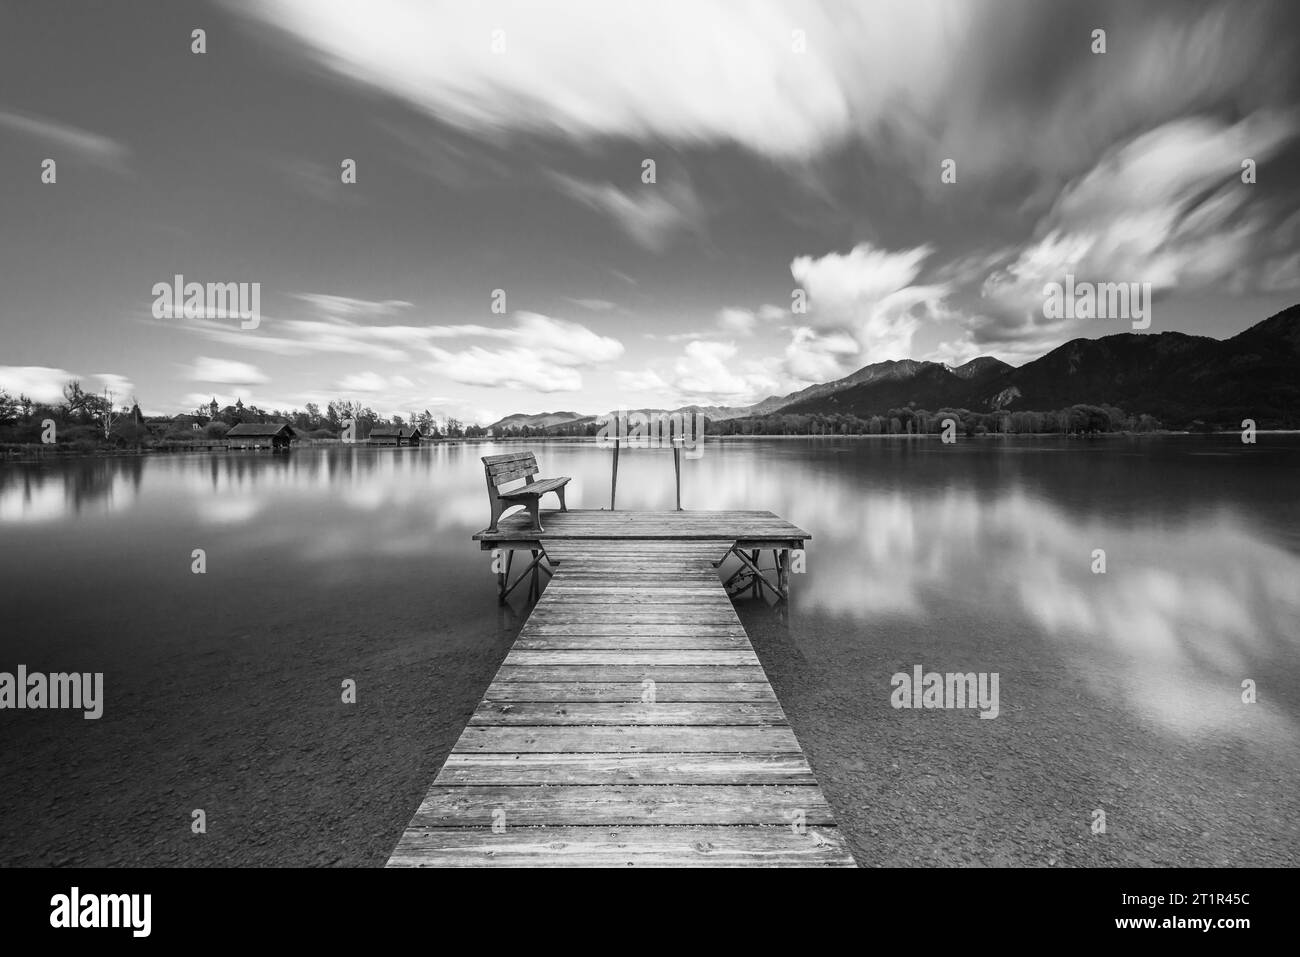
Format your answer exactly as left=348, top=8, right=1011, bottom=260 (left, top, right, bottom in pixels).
left=488, top=305, right=1300, bottom=432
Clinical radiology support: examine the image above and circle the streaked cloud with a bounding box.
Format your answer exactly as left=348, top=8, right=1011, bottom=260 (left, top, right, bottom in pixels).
left=189, top=357, right=269, bottom=385
left=93, top=373, right=136, bottom=397
left=0, top=110, right=129, bottom=169
left=550, top=174, right=702, bottom=251
left=427, top=312, right=624, bottom=392
left=335, top=371, right=415, bottom=393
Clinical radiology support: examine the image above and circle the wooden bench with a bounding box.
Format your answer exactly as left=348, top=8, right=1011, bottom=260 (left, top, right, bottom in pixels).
left=482, top=451, right=570, bottom=533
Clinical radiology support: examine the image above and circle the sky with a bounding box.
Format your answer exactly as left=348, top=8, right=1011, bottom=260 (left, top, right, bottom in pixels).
left=2, top=0, right=1300, bottom=423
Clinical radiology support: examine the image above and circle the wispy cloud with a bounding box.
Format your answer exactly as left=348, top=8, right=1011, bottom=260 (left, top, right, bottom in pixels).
left=188, top=357, right=269, bottom=385
left=550, top=174, right=702, bottom=252
left=427, top=312, right=624, bottom=392
left=0, top=110, right=129, bottom=169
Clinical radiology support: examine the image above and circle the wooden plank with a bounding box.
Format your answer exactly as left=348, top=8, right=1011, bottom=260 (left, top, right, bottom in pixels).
left=435, top=752, right=811, bottom=785
left=493, top=665, right=769, bottom=682
left=522, top=624, right=745, bottom=636
left=480, top=681, right=779, bottom=702
left=410, top=785, right=833, bottom=827
left=389, top=825, right=854, bottom=867
left=530, top=598, right=733, bottom=605
left=450, top=726, right=802, bottom=753
left=481, top=451, right=536, bottom=465
left=488, top=464, right=539, bottom=483
left=540, top=582, right=722, bottom=590
left=503, top=651, right=760, bottom=667
left=525, top=611, right=739, bottom=623
left=473, top=509, right=811, bottom=542
left=469, top=701, right=788, bottom=726
left=514, top=635, right=748, bottom=650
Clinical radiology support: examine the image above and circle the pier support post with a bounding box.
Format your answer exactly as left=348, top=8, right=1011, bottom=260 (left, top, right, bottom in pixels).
left=609, top=437, right=619, bottom=510
left=496, top=545, right=551, bottom=603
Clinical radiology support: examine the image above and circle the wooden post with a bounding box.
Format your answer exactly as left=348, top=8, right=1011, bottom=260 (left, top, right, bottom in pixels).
left=674, top=444, right=681, bottom=511
left=778, top=548, right=790, bottom=600
left=610, top=435, right=620, bottom=510
left=498, top=549, right=515, bottom=604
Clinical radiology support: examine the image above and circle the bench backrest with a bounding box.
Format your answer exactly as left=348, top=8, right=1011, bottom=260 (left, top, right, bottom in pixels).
left=483, top=451, right=539, bottom=492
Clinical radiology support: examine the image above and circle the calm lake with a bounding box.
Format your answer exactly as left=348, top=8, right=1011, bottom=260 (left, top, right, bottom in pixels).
left=2, top=436, right=1297, bottom=866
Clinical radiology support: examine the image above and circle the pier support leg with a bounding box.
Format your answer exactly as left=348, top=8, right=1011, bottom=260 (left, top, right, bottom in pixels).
left=497, top=549, right=515, bottom=603
left=498, top=546, right=552, bottom=604
left=724, top=546, right=785, bottom=602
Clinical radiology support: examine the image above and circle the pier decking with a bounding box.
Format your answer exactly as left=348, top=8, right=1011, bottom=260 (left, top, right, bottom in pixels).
left=387, top=510, right=855, bottom=867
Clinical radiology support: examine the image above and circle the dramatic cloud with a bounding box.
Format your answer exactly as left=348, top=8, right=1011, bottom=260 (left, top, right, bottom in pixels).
left=782, top=328, right=861, bottom=383
left=790, top=242, right=953, bottom=368
left=985, top=113, right=1300, bottom=314
left=667, top=341, right=779, bottom=404
left=229, top=0, right=1296, bottom=187
left=230, top=0, right=973, bottom=162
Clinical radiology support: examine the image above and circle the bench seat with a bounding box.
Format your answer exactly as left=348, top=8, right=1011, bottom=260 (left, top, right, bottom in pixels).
left=482, top=451, right=570, bottom=532
left=498, top=476, right=571, bottom=500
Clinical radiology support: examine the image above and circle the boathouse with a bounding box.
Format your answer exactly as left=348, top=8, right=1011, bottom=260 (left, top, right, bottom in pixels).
left=370, top=426, right=423, bottom=446
left=225, top=422, right=295, bottom=450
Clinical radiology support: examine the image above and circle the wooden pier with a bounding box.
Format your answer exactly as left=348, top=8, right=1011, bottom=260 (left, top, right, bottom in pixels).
left=387, top=510, right=855, bottom=867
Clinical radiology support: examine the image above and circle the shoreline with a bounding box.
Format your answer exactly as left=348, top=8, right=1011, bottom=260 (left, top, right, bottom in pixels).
left=5, top=429, right=1299, bottom=462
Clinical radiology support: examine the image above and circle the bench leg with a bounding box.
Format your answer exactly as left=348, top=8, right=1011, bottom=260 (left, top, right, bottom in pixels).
left=556, top=485, right=567, bottom=512
left=525, top=498, right=543, bottom=532
left=487, top=496, right=506, bottom=534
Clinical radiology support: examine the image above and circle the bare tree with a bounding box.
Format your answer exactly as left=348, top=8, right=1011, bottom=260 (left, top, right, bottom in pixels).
left=62, top=380, right=90, bottom=419
left=98, top=388, right=119, bottom=439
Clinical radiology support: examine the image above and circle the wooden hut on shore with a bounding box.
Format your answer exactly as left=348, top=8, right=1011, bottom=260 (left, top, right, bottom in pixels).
left=370, top=426, right=423, bottom=446
left=225, top=422, right=295, bottom=450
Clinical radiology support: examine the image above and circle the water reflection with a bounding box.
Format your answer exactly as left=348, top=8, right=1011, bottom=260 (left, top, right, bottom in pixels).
left=3, top=437, right=1296, bottom=738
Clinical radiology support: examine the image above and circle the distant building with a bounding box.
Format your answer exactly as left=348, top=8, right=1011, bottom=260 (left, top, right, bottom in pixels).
left=225, top=422, right=295, bottom=450
left=369, top=426, right=423, bottom=446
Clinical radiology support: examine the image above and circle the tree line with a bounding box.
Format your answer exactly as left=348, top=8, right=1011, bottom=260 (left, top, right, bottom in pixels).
left=0, top=381, right=488, bottom=450
left=490, top=404, right=1163, bottom=439
left=707, top=405, right=1163, bottom=436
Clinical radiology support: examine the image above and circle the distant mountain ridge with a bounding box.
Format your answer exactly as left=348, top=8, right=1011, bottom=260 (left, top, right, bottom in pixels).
left=778, top=305, right=1300, bottom=428
left=487, top=411, right=586, bottom=432
left=490, top=305, right=1300, bottom=432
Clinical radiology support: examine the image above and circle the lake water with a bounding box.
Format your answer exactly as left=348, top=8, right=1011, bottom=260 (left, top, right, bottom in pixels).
left=2, top=436, right=1297, bottom=866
